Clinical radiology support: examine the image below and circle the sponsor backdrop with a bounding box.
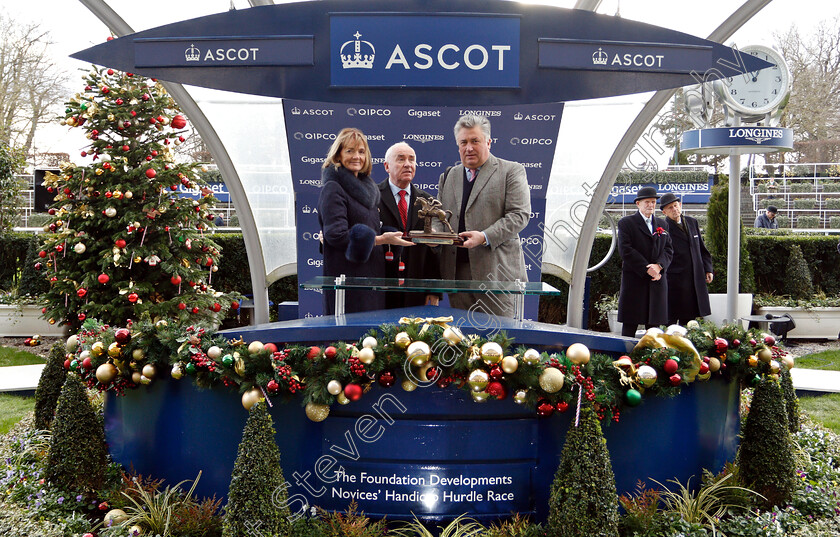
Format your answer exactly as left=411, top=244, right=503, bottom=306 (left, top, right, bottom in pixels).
left=284, top=99, right=563, bottom=319
left=609, top=178, right=714, bottom=204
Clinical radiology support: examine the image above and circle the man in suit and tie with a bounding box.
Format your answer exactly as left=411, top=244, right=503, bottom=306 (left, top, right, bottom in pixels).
left=617, top=186, right=673, bottom=337
left=378, top=142, right=440, bottom=308
left=436, top=114, right=531, bottom=318
left=659, top=192, right=713, bottom=325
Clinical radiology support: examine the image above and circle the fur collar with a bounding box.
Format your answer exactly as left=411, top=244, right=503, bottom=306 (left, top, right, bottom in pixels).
left=321, top=165, right=379, bottom=209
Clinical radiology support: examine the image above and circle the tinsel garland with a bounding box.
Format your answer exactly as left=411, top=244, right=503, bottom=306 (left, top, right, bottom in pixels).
left=61, top=316, right=793, bottom=422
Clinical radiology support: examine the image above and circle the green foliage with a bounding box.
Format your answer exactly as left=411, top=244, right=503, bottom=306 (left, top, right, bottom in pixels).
left=705, top=179, right=755, bottom=293
left=761, top=198, right=786, bottom=208
left=389, top=513, right=479, bottom=537
left=824, top=197, right=840, bottom=209
left=614, top=170, right=710, bottom=184
left=483, top=514, right=543, bottom=537
left=796, top=215, right=820, bottom=228
left=746, top=234, right=838, bottom=295
left=830, top=215, right=840, bottom=228
left=779, top=366, right=801, bottom=433
left=0, top=232, right=32, bottom=291
left=45, top=372, right=107, bottom=493
left=547, top=405, right=619, bottom=537
left=18, top=236, right=49, bottom=297
left=775, top=215, right=791, bottom=227
left=793, top=198, right=818, bottom=209
left=784, top=244, right=814, bottom=299
left=40, top=67, right=237, bottom=330
left=737, top=379, right=798, bottom=509
left=790, top=183, right=815, bottom=193
left=223, top=401, right=290, bottom=537
left=0, top=143, right=25, bottom=236
left=618, top=481, right=676, bottom=536
left=33, top=342, right=68, bottom=430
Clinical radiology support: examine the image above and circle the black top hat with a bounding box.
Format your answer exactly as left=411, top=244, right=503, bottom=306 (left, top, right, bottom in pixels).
left=634, top=186, right=659, bottom=202
left=659, top=192, right=679, bottom=208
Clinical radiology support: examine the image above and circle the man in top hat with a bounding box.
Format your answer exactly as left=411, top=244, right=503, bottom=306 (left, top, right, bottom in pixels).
left=617, top=186, right=673, bottom=337
left=659, top=192, right=714, bottom=325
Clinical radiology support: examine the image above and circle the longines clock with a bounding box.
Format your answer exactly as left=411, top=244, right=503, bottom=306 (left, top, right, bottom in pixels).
left=713, top=44, right=790, bottom=118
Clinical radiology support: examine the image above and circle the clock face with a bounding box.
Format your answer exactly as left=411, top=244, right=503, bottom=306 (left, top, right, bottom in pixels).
left=716, top=45, right=790, bottom=116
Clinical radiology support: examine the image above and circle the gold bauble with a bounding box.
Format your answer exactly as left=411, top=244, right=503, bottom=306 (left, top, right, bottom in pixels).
left=748, top=355, right=759, bottom=367
left=207, top=346, right=222, bottom=360
left=442, top=326, right=464, bottom=345
left=501, top=355, right=519, bottom=374
left=104, top=509, right=128, bottom=525
left=769, top=360, right=781, bottom=374
left=708, top=357, right=721, bottom=373
left=337, top=393, right=350, bottom=405
left=407, top=341, right=431, bottom=367
left=522, top=348, right=541, bottom=364
left=468, top=369, right=489, bottom=392
left=305, top=402, right=330, bottom=422
left=132, top=348, right=145, bottom=361
left=129, top=525, right=143, bottom=535
left=757, top=348, right=773, bottom=363
left=131, top=371, right=142, bottom=384
left=513, top=389, right=528, bottom=404
left=696, top=371, right=712, bottom=381
left=241, top=387, right=263, bottom=410
left=79, top=350, right=91, bottom=362
left=394, top=332, right=411, bottom=348
left=108, top=342, right=122, bottom=358
left=401, top=380, right=418, bottom=392
left=480, top=342, right=503, bottom=364
left=171, top=364, right=184, bottom=380
left=235, top=357, right=245, bottom=376
left=66, top=335, right=78, bottom=352
left=91, top=341, right=105, bottom=356
left=124, top=191, right=133, bottom=199
left=142, top=363, right=156, bottom=379
left=247, top=341, right=264, bottom=354
left=362, top=336, right=378, bottom=349
left=566, top=343, right=591, bottom=366
left=781, top=355, right=795, bottom=370
left=686, top=320, right=700, bottom=330
left=139, top=375, right=152, bottom=385
left=538, top=367, right=565, bottom=393
left=636, top=365, right=658, bottom=387
left=327, top=380, right=343, bottom=395
left=471, top=391, right=489, bottom=403
left=95, top=363, right=118, bottom=383
left=358, top=347, right=375, bottom=365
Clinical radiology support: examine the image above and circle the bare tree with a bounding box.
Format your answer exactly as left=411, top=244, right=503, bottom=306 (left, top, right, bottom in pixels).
left=0, top=12, right=69, bottom=157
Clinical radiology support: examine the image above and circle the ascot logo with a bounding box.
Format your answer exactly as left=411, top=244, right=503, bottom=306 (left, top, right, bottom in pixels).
left=592, top=48, right=608, bottom=66
left=185, top=44, right=201, bottom=62
left=341, top=32, right=375, bottom=69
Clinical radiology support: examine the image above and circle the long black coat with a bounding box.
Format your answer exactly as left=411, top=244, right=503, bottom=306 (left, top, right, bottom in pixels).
left=664, top=215, right=713, bottom=324
left=378, top=180, right=441, bottom=309
left=617, top=212, right=673, bottom=326
left=318, top=165, right=385, bottom=314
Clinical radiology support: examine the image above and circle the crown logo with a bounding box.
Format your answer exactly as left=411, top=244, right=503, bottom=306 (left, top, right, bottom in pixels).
left=185, top=44, right=201, bottom=62
left=513, top=112, right=523, bottom=120
left=592, top=47, right=608, bottom=66
left=340, top=31, right=375, bottom=69
left=291, top=107, right=301, bottom=115
left=302, top=205, right=312, bottom=214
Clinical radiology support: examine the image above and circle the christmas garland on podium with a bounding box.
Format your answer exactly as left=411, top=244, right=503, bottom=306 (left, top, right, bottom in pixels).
left=62, top=315, right=792, bottom=422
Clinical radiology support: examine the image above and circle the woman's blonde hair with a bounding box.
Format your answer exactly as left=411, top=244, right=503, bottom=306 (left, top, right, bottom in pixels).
left=322, top=127, right=372, bottom=176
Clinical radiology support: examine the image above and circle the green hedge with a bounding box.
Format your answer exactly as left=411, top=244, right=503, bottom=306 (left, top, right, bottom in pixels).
left=615, top=170, right=709, bottom=185
left=793, top=198, right=818, bottom=209
left=0, top=232, right=34, bottom=291
left=796, top=215, right=820, bottom=228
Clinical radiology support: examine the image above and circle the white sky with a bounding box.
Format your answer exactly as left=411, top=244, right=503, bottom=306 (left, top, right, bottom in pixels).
left=2, top=0, right=837, bottom=157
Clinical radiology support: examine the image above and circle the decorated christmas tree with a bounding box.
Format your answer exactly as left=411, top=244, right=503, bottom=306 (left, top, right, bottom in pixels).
left=38, top=66, right=236, bottom=330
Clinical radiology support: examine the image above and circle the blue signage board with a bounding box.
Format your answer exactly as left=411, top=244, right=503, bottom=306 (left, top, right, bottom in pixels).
left=681, top=127, right=794, bottom=155
left=135, top=36, right=314, bottom=67
left=177, top=181, right=230, bottom=203
left=329, top=15, right=520, bottom=88
left=610, top=179, right=714, bottom=204
left=539, top=39, right=712, bottom=74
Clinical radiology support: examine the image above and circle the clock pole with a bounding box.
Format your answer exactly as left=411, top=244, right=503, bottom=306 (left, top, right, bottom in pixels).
left=727, top=116, right=741, bottom=324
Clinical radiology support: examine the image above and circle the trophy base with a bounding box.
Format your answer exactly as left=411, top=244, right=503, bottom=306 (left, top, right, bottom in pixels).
left=408, top=231, right=464, bottom=246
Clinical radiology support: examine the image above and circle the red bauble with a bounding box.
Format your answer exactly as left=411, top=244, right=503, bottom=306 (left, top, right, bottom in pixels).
left=101, top=86, right=109, bottom=94
left=78, top=313, right=86, bottom=321
left=713, top=338, right=728, bottom=353
left=38, top=250, right=47, bottom=258
left=307, top=346, right=321, bottom=359
left=324, top=346, right=337, bottom=360
left=82, top=357, right=93, bottom=370
left=127, top=293, right=139, bottom=303
left=489, top=365, right=503, bottom=379
left=231, top=300, right=240, bottom=310
left=34, top=262, right=42, bottom=271
left=170, top=275, right=182, bottom=285
left=63, top=359, right=71, bottom=370
left=145, top=168, right=156, bottom=179
left=344, top=383, right=363, bottom=401
left=115, top=239, right=127, bottom=248
left=191, top=306, right=199, bottom=314
left=556, top=401, right=569, bottom=412
left=266, top=379, right=279, bottom=394
left=114, top=328, right=131, bottom=345
left=378, top=371, right=396, bottom=388
left=171, top=114, right=187, bottom=129
left=486, top=381, right=507, bottom=400
left=98, top=273, right=110, bottom=284
left=764, top=335, right=776, bottom=346
left=264, top=342, right=278, bottom=354
left=537, top=400, right=555, bottom=417
left=669, top=373, right=682, bottom=386
left=699, top=362, right=710, bottom=375
left=178, top=302, right=187, bottom=310
left=731, top=339, right=741, bottom=347
left=77, top=288, right=87, bottom=298
left=211, top=302, right=222, bottom=312
left=663, top=358, right=679, bottom=375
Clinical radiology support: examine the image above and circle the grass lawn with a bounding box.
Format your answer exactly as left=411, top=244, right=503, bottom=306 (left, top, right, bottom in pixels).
left=799, top=393, right=840, bottom=434
left=793, top=350, right=840, bottom=371
left=0, top=394, right=34, bottom=435
left=0, top=346, right=44, bottom=367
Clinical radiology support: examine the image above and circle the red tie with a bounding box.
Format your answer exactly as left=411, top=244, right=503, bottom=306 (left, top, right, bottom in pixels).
left=398, top=190, right=408, bottom=232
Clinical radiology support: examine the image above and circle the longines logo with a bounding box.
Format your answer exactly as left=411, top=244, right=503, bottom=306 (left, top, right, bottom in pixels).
left=403, top=134, right=445, bottom=143
left=729, top=127, right=784, bottom=144
left=290, top=107, right=335, bottom=116
left=298, top=179, right=322, bottom=187
left=459, top=109, right=501, bottom=117
left=340, top=32, right=375, bottom=69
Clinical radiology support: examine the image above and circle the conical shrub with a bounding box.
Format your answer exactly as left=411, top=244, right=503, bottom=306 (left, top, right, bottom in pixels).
left=33, top=341, right=68, bottom=430
left=548, top=405, right=619, bottom=537
left=223, top=401, right=290, bottom=537
left=779, top=366, right=801, bottom=433
left=46, top=372, right=107, bottom=492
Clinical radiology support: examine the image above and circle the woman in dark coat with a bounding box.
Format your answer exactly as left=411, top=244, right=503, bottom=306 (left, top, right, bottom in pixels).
left=659, top=193, right=714, bottom=325
left=318, top=128, right=411, bottom=314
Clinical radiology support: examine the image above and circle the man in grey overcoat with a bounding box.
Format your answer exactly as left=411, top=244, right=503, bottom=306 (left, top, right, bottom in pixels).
left=436, top=114, right=530, bottom=318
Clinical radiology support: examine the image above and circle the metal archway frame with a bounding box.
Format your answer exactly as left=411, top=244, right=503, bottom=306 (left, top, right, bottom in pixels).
left=566, top=0, right=774, bottom=328
left=79, top=0, right=271, bottom=324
